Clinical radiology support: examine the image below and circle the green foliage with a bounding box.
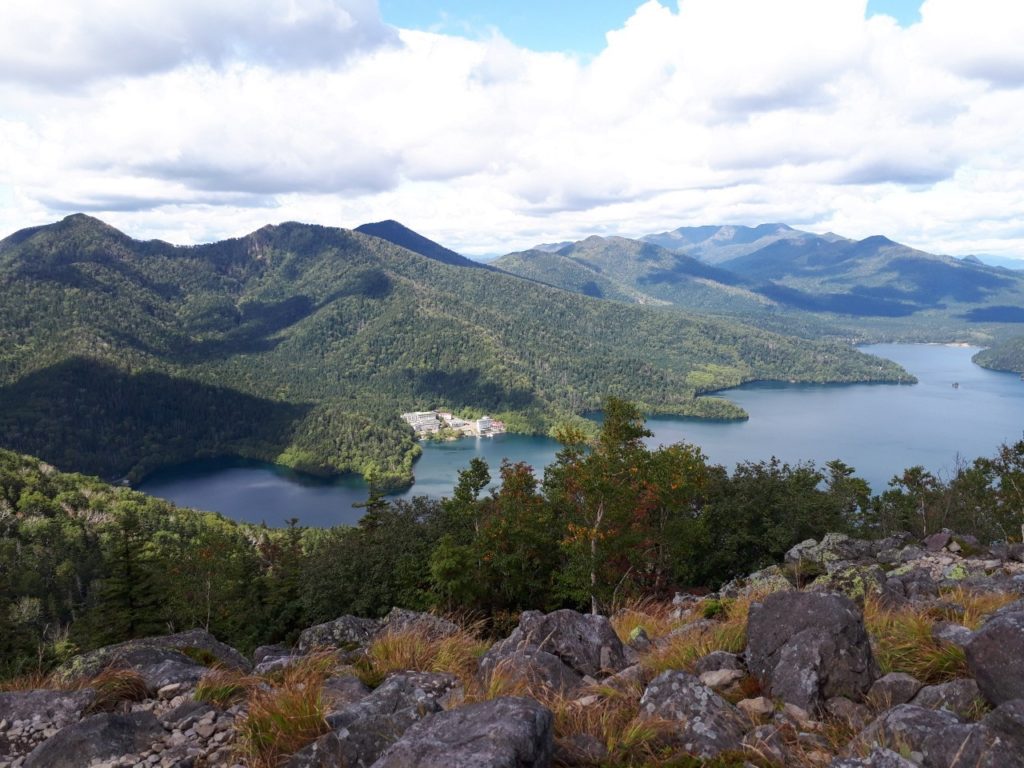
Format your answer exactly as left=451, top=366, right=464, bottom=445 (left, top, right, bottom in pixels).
left=974, top=335, right=1024, bottom=373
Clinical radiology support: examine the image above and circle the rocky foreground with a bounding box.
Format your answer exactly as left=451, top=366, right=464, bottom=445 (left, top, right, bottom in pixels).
left=2, top=531, right=1024, bottom=767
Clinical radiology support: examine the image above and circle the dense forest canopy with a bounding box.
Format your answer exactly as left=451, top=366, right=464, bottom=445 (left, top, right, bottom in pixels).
left=0, top=214, right=911, bottom=488
left=3, top=400, right=1022, bottom=679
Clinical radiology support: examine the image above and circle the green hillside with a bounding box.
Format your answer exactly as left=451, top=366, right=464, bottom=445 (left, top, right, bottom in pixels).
left=974, top=336, right=1024, bottom=373
left=0, top=215, right=910, bottom=488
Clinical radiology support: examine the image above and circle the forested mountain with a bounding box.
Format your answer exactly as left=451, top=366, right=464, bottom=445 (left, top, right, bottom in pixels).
left=507, top=227, right=1024, bottom=323
left=494, top=235, right=769, bottom=312
left=0, top=215, right=908, bottom=488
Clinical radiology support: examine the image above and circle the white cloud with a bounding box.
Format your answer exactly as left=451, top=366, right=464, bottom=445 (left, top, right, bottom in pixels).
left=1, top=0, right=1023, bottom=260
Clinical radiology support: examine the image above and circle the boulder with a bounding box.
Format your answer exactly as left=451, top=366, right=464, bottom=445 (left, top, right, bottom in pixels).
left=370, top=697, right=554, bottom=768
left=516, top=609, right=628, bottom=677
left=694, top=650, right=743, bottom=675
left=56, top=628, right=250, bottom=683
left=24, top=711, right=163, bottom=768
left=321, top=674, right=372, bottom=712
left=746, top=591, right=878, bottom=711
left=742, top=724, right=790, bottom=764
left=0, top=689, right=94, bottom=730
left=478, top=641, right=583, bottom=695
left=930, top=622, right=973, bottom=649
left=965, top=609, right=1024, bottom=705
left=867, top=672, right=923, bottom=708
left=845, top=704, right=1020, bottom=768
left=638, top=670, right=747, bottom=758
left=297, top=615, right=381, bottom=654
left=911, top=679, right=984, bottom=719
left=825, top=696, right=871, bottom=730
left=381, top=608, right=459, bottom=639
left=925, top=532, right=952, bottom=552
left=980, top=699, right=1024, bottom=755
left=808, top=564, right=887, bottom=604
left=288, top=672, right=455, bottom=768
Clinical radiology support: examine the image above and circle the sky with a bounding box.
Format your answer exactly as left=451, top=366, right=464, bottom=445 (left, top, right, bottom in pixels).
left=1, top=0, right=1022, bottom=259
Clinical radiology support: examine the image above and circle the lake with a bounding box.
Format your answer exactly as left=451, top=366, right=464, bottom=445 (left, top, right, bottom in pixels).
left=137, top=344, right=1024, bottom=526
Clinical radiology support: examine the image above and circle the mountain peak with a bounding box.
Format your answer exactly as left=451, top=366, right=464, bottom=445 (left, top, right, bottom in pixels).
left=355, top=220, right=486, bottom=270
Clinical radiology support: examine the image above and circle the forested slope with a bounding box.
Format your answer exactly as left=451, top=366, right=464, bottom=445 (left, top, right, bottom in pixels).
left=0, top=215, right=910, bottom=486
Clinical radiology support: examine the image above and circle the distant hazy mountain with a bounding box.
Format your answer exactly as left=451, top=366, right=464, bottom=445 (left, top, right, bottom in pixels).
left=966, top=254, right=1024, bottom=271
left=641, top=223, right=847, bottom=264
left=718, top=234, right=1024, bottom=318
left=494, top=235, right=772, bottom=313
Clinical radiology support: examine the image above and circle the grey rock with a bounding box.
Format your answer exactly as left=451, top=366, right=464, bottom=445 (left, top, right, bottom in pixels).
left=297, top=615, right=381, bottom=654
left=981, top=698, right=1024, bottom=754
left=746, top=591, right=878, bottom=712
left=321, top=674, right=371, bottom=712
left=371, top=697, right=554, bottom=768
left=931, top=622, right=973, bottom=649
left=694, top=650, right=744, bottom=675
left=253, top=643, right=290, bottom=664
left=24, top=711, right=163, bottom=768
left=830, top=746, right=918, bottom=767
left=380, top=608, right=459, bottom=639
left=911, top=679, right=984, bottom=719
left=478, top=640, right=583, bottom=695
left=1008, top=543, right=1024, bottom=563
left=254, top=654, right=301, bottom=676
left=638, top=670, right=747, bottom=758
left=898, top=546, right=926, bottom=563
left=0, top=690, right=94, bottom=731
left=825, top=696, right=871, bottom=730
left=742, top=724, right=790, bottom=765
left=925, top=532, right=952, bottom=552
left=516, top=609, right=628, bottom=677
left=965, top=609, right=1024, bottom=705
left=867, top=672, right=923, bottom=708
left=57, top=628, right=250, bottom=683
left=288, top=672, right=454, bottom=768
left=845, top=704, right=1020, bottom=768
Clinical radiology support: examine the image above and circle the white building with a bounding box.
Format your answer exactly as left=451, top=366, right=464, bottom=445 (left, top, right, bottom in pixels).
left=476, top=415, right=492, bottom=434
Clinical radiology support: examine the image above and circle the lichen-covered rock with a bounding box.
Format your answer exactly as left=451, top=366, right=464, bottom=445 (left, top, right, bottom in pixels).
left=516, top=609, right=628, bottom=677
left=911, top=679, right=984, bottom=719
left=24, top=711, right=163, bottom=768
left=809, top=564, right=887, bottom=604
left=746, top=591, right=878, bottom=711
left=297, top=615, right=381, bottom=654
left=56, top=628, right=250, bottom=683
left=867, top=672, right=923, bottom=708
left=965, top=609, right=1024, bottom=705
left=638, top=670, right=747, bottom=758
left=845, top=704, right=1022, bottom=768
left=371, top=697, right=554, bottom=768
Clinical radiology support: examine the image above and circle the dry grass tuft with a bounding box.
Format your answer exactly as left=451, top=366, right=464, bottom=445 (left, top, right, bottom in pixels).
left=355, top=621, right=488, bottom=689
left=0, top=670, right=61, bottom=692
left=610, top=598, right=681, bottom=643
left=235, top=657, right=336, bottom=768
left=935, top=586, right=1017, bottom=629
left=640, top=589, right=776, bottom=677
left=194, top=666, right=260, bottom=708
left=864, top=596, right=968, bottom=685
left=83, top=667, right=149, bottom=713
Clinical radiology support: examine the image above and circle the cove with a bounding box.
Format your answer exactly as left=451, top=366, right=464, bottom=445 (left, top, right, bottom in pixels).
left=137, top=343, right=1024, bottom=527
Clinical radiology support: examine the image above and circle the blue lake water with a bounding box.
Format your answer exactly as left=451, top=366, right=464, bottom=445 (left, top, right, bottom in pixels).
left=137, top=344, right=1024, bottom=527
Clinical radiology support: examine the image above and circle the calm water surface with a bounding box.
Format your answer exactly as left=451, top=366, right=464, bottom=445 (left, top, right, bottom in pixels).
left=138, top=344, right=1024, bottom=526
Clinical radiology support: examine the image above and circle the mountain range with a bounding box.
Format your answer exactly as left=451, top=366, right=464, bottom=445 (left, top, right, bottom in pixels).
left=0, top=214, right=908, bottom=488
left=492, top=224, right=1024, bottom=323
